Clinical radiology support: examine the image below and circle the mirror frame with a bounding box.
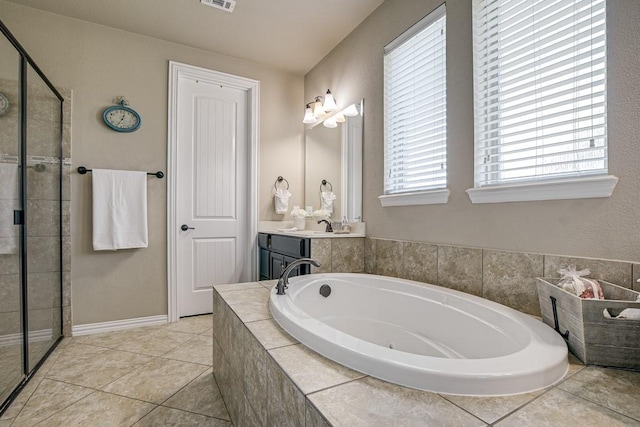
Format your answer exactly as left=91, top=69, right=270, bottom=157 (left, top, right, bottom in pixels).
left=305, top=99, right=363, bottom=222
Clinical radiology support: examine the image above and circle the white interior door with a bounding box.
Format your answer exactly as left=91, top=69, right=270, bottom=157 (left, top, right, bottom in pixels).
left=175, top=74, right=251, bottom=317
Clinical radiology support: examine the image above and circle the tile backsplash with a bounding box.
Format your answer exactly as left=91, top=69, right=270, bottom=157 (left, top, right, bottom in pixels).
left=365, top=237, right=638, bottom=317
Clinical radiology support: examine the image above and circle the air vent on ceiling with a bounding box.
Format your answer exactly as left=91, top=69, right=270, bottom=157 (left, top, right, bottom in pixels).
left=201, top=0, right=236, bottom=13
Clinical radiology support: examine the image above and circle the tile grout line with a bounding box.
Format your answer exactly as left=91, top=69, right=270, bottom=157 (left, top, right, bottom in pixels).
left=29, top=388, right=102, bottom=427
left=558, top=384, right=640, bottom=423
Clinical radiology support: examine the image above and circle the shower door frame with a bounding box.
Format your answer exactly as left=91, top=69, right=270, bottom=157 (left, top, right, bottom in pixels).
left=0, top=18, right=64, bottom=415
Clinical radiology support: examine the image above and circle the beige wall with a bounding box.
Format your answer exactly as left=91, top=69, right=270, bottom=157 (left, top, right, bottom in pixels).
left=0, top=1, right=305, bottom=325
left=305, top=0, right=640, bottom=263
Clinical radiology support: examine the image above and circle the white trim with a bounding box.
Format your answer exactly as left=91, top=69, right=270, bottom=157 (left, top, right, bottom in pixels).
left=71, top=315, right=168, bottom=337
left=378, top=188, right=450, bottom=207
left=0, top=329, right=54, bottom=347
left=466, top=175, right=618, bottom=204
left=167, top=61, right=259, bottom=323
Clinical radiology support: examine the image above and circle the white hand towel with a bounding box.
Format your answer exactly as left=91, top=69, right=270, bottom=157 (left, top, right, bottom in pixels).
left=92, top=169, right=148, bottom=251
left=274, top=188, right=291, bottom=215
left=321, top=191, right=337, bottom=213
left=0, top=163, right=19, bottom=254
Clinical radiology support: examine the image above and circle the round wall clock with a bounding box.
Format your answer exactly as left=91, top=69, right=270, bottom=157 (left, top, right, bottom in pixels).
left=0, top=92, right=9, bottom=116
left=102, top=99, right=141, bottom=132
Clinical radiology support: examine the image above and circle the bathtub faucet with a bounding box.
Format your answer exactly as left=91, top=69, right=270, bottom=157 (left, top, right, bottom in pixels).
left=276, top=258, right=321, bottom=295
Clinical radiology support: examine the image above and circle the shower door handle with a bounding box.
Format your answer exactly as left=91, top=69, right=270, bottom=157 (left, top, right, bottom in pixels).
left=181, top=224, right=195, bottom=231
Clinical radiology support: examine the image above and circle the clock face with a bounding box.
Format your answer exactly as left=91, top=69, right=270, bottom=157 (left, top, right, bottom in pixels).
left=103, top=105, right=141, bottom=132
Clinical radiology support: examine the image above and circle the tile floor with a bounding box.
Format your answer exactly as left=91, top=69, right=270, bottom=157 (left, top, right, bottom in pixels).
left=2, top=309, right=640, bottom=426
left=0, top=315, right=231, bottom=426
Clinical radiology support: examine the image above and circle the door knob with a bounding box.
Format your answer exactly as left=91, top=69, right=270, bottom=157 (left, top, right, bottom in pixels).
left=181, top=224, right=195, bottom=231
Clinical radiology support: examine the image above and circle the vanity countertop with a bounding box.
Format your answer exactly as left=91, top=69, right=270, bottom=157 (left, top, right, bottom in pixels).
left=260, top=229, right=365, bottom=238
left=259, top=220, right=365, bottom=239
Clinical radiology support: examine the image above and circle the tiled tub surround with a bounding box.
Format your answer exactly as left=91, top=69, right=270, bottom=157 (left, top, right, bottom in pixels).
left=364, top=237, right=640, bottom=318
left=212, top=282, right=640, bottom=426
left=309, top=237, right=364, bottom=274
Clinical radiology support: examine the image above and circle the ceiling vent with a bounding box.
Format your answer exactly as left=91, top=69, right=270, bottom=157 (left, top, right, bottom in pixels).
left=200, top=0, right=236, bottom=12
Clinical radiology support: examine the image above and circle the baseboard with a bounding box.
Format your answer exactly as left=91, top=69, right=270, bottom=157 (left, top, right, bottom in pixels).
left=71, top=315, right=168, bottom=337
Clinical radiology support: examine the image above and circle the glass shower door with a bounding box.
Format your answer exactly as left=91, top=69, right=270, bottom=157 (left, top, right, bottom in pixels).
left=25, top=63, right=62, bottom=370
left=0, top=32, right=24, bottom=404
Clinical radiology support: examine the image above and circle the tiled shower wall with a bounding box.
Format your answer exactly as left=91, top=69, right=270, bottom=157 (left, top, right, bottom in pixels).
left=364, top=237, right=640, bottom=317
left=0, top=78, right=71, bottom=342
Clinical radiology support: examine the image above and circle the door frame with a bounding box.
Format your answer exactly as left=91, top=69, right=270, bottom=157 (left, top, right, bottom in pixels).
left=167, top=61, right=259, bottom=323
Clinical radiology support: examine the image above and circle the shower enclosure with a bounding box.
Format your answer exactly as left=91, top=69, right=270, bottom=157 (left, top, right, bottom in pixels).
left=0, top=19, right=64, bottom=412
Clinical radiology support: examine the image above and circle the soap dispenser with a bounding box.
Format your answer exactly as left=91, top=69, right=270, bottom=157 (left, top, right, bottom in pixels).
left=341, top=216, right=351, bottom=233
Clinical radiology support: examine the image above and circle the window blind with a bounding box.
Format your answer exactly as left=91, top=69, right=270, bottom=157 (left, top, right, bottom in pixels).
left=384, top=4, right=447, bottom=194
left=473, top=0, right=606, bottom=187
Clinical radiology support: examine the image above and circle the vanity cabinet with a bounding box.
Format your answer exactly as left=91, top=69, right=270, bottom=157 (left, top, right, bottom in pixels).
left=258, top=233, right=311, bottom=280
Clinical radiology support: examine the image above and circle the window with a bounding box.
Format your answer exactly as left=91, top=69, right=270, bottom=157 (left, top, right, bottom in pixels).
left=380, top=4, right=448, bottom=207
left=469, top=0, right=617, bottom=203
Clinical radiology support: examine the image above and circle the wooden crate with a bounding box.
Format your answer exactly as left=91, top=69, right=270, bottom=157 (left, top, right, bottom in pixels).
left=536, top=278, right=640, bottom=370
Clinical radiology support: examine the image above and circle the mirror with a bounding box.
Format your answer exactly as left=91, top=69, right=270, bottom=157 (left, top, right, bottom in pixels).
left=305, top=100, right=363, bottom=222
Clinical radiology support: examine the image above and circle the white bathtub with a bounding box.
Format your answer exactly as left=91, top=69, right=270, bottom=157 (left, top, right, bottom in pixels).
left=269, top=273, right=568, bottom=396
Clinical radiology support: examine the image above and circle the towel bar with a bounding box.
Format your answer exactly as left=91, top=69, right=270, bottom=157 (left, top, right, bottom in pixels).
left=77, top=166, right=164, bottom=179
left=274, top=176, right=289, bottom=190
left=320, top=179, right=332, bottom=192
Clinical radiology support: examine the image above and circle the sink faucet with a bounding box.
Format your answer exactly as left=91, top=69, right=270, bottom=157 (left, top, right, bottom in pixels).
left=317, top=219, right=333, bottom=232
left=276, top=258, right=321, bottom=295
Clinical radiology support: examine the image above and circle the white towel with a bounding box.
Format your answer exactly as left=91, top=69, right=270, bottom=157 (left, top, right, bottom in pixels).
left=274, top=188, right=291, bottom=215
left=321, top=191, right=337, bottom=213
left=92, top=169, right=148, bottom=251
left=0, top=163, right=19, bottom=254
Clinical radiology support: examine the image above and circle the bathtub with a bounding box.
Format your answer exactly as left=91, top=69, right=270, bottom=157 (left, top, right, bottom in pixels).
left=269, top=273, right=568, bottom=396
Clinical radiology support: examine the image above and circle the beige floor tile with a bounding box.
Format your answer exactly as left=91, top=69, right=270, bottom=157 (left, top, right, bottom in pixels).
left=163, top=369, right=230, bottom=420
left=133, top=406, right=231, bottom=426
left=558, top=366, right=640, bottom=421
left=496, top=388, right=638, bottom=426
left=102, top=357, right=208, bottom=404
left=115, top=329, right=194, bottom=356
left=71, top=325, right=162, bottom=348
left=308, top=376, right=485, bottom=427
left=56, top=341, right=109, bottom=358
left=442, top=389, right=544, bottom=424
left=36, top=390, right=155, bottom=427
left=162, top=333, right=213, bottom=366
left=46, top=349, right=153, bottom=388
left=0, top=419, right=11, bottom=426
left=199, top=327, right=213, bottom=336
left=10, top=379, right=94, bottom=426
left=166, top=314, right=213, bottom=334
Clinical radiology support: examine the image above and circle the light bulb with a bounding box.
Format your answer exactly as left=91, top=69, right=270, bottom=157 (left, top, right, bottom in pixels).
left=302, top=106, right=317, bottom=124
left=313, top=98, right=325, bottom=117
left=334, top=112, right=345, bottom=123
left=323, top=116, right=338, bottom=128
left=323, top=90, right=337, bottom=112
left=342, top=103, right=359, bottom=116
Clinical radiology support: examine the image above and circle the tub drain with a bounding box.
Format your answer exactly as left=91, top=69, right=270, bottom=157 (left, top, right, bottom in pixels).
left=388, top=343, right=395, bottom=349
left=319, top=284, right=332, bottom=298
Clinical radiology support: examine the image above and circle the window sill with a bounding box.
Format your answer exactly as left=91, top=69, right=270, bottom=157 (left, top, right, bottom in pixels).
left=466, top=175, right=619, bottom=204
left=378, top=188, right=450, bottom=207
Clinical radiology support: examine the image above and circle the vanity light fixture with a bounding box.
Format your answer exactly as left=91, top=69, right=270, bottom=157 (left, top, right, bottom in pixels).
left=342, top=103, right=359, bottom=117
left=303, top=103, right=317, bottom=124
left=323, top=116, right=338, bottom=128
left=302, top=89, right=336, bottom=124
left=312, top=96, right=325, bottom=117
left=322, top=89, right=337, bottom=112
left=334, top=111, right=346, bottom=123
